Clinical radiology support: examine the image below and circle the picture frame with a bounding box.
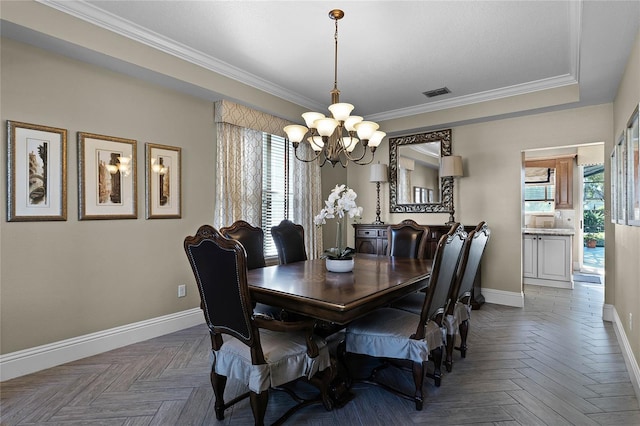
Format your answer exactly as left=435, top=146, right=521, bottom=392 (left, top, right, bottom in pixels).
left=627, top=104, right=640, bottom=226
left=610, top=144, right=617, bottom=224
left=7, top=121, right=67, bottom=221
left=78, top=132, right=137, bottom=220
left=145, top=143, right=181, bottom=219
left=615, top=131, right=627, bottom=225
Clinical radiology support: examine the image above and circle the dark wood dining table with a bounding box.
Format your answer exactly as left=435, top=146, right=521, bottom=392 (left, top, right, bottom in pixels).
left=247, top=253, right=431, bottom=325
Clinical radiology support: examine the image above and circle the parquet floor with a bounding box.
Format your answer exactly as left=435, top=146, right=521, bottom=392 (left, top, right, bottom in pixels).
left=2, top=281, right=640, bottom=425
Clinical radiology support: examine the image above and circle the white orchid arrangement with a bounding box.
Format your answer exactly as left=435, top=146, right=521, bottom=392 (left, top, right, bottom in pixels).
left=315, top=184, right=363, bottom=259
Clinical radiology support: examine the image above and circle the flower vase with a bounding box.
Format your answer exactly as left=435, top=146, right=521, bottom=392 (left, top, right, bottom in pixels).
left=325, top=217, right=354, bottom=272
left=325, top=257, right=355, bottom=273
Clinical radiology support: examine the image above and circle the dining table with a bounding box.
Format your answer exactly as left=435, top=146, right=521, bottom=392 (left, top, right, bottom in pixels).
left=247, top=253, right=432, bottom=408
left=247, top=253, right=432, bottom=325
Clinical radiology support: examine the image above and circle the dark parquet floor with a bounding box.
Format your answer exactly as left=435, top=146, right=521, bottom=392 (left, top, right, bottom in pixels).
left=2, top=281, right=639, bottom=425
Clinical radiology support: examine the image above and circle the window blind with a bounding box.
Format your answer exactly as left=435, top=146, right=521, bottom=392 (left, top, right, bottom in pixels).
left=261, top=133, right=292, bottom=257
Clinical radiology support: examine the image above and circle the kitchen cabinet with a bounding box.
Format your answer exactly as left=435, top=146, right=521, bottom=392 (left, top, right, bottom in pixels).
left=525, top=156, right=574, bottom=209
left=353, top=223, right=484, bottom=308
left=523, top=231, right=573, bottom=288
left=554, top=157, right=574, bottom=209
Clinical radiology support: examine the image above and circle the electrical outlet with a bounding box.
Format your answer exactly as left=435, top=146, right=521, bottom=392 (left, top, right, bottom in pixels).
left=630, top=313, right=633, bottom=331
left=178, top=284, right=186, bottom=298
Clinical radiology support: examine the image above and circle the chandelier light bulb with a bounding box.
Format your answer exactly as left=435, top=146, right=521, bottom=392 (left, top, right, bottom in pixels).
left=284, top=124, right=308, bottom=143
left=308, top=136, right=325, bottom=151
left=328, top=103, right=355, bottom=122
left=354, top=121, right=379, bottom=141
left=344, top=115, right=363, bottom=132
left=302, top=112, right=325, bottom=129
left=368, top=131, right=386, bottom=148
left=342, top=137, right=359, bottom=152
left=315, top=118, right=339, bottom=137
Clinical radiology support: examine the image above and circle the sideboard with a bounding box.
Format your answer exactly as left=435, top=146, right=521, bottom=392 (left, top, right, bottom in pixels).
left=353, top=223, right=484, bottom=309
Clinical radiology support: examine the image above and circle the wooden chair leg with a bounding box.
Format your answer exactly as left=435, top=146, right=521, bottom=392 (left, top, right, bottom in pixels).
left=459, top=319, right=469, bottom=358
left=309, top=362, right=336, bottom=411
left=431, top=346, right=443, bottom=387
left=411, top=361, right=425, bottom=411
left=250, top=390, right=269, bottom=426
left=445, top=333, right=455, bottom=372
left=211, top=370, right=227, bottom=420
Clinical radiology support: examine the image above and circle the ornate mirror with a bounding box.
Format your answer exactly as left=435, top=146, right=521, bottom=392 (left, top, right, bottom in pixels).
left=389, top=129, right=453, bottom=213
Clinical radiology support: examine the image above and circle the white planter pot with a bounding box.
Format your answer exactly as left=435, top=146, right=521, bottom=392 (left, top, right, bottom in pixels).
left=325, top=258, right=354, bottom=273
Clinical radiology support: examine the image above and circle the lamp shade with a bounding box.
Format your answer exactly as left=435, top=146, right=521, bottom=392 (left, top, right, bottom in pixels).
left=440, top=155, right=463, bottom=177
left=370, top=163, right=388, bottom=183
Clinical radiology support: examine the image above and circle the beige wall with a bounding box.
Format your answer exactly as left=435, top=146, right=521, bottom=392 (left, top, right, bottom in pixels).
left=346, top=104, right=613, bottom=297
left=0, top=39, right=217, bottom=353
left=612, top=30, right=640, bottom=368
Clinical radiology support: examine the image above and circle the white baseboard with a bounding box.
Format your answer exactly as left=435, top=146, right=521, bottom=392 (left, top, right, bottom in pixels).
left=523, top=277, right=574, bottom=289
left=482, top=288, right=524, bottom=308
left=0, top=308, right=203, bottom=382
left=611, top=307, right=640, bottom=402
left=603, top=303, right=615, bottom=322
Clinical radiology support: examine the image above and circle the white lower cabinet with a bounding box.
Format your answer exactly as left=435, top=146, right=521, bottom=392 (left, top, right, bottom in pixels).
left=523, top=233, right=573, bottom=288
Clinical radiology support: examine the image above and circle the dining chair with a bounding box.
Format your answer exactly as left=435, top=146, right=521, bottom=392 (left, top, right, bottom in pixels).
left=387, top=219, right=429, bottom=259
left=443, top=221, right=491, bottom=371
left=220, top=220, right=287, bottom=320
left=184, top=225, right=334, bottom=425
left=390, top=222, right=461, bottom=315
left=341, top=225, right=467, bottom=410
left=220, top=220, right=267, bottom=270
left=271, top=219, right=308, bottom=264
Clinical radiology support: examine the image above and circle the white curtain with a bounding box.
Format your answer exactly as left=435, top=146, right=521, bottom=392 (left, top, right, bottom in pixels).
left=291, top=143, right=323, bottom=259
left=214, top=123, right=262, bottom=228
left=399, top=167, right=412, bottom=204
left=213, top=100, right=322, bottom=257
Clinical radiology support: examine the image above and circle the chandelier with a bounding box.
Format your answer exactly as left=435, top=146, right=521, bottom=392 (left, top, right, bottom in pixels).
left=284, top=9, right=385, bottom=168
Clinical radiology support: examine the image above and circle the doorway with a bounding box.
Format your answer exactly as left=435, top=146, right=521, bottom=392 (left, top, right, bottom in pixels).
left=582, top=165, right=605, bottom=273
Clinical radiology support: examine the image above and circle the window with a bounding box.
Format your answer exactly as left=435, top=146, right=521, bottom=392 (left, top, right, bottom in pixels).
left=261, top=133, right=293, bottom=257
left=524, top=166, right=555, bottom=212
left=583, top=166, right=605, bottom=233
left=524, top=184, right=555, bottom=212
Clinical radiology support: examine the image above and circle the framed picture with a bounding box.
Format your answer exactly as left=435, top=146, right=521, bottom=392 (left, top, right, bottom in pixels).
left=7, top=121, right=67, bottom=221
left=610, top=144, right=617, bottom=224
left=627, top=104, right=640, bottom=226
left=145, top=143, right=181, bottom=219
left=78, top=132, right=137, bottom=220
left=615, top=132, right=627, bottom=225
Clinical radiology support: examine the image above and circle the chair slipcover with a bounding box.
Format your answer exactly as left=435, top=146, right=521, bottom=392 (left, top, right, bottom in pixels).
left=213, top=329, right=331, bottom=393
left=444, top=302, right=471, bottom=336
left=346, top=308, right=444, bottom=364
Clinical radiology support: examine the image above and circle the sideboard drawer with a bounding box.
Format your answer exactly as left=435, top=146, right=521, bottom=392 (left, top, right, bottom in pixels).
left=356, top=229, right=378, bottom=237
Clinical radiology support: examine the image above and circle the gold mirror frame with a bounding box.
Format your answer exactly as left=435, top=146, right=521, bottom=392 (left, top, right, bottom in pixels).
left=389, top=129, right=453, bottom=213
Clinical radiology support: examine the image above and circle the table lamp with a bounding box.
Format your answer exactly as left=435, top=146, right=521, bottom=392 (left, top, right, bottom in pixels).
left=440, top=155, right=463, bottom=225
left=370, top=163, right=388, bottom=224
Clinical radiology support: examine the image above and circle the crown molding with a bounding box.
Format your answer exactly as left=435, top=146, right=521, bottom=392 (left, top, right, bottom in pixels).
left=37, top=0, right=325, bottom=112
left=38, top=0, right=583, bottom=120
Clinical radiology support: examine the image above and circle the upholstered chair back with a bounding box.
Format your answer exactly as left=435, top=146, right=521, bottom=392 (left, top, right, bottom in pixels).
left=455, top=221, right=490, bottom=303
left=220, top=220, right=267, bottom=270
left=420, top=224, right=466, bottom=324
left=271, top=220, right=307, bottom=264
left=387, top=219, right=429, bottom=259
left=184, top=225, right=258, bottom=350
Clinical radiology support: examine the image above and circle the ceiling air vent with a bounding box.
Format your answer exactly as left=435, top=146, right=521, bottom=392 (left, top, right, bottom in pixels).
left=422, top=87, right=451, bottom=98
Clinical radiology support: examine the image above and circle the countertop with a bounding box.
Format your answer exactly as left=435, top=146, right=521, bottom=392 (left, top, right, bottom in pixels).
left=522, top=228, right=575, bottom=236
